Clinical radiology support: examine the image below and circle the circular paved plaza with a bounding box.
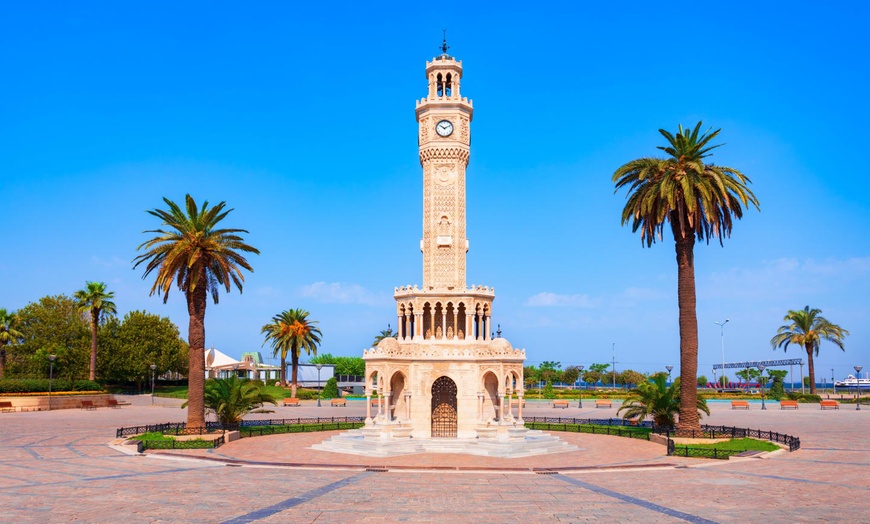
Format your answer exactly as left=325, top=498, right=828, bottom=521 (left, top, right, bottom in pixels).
left=1, top=396, right=867, bottom=523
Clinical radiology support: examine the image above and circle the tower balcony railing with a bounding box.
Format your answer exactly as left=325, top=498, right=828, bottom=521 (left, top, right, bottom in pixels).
left=394, top=284, right=495, bottom=297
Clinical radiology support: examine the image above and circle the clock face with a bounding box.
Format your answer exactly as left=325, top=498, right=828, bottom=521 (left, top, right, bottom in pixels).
left=435, top=119, right=454, bottom=137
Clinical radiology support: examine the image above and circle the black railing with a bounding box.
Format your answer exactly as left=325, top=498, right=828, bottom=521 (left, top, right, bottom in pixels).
left=117, top=417, right=366, bottom=439
left=652, top=424, right=800, bottom=452
left=241, top=421, right=364, bottom=437
left=140, top=434, right=225, bottom=451
left=523, top=417, right=653, bottom=427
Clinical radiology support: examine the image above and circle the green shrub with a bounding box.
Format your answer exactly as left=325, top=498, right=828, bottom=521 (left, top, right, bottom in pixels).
left=321, top=377, right=340, bottom=400
left=295, top=389, right=318, bottom=400
left=786, top=392, right=822, bottom=403
left=0, top=379, right=102, bottom=394
left=543, top=381, right=556, bottom=399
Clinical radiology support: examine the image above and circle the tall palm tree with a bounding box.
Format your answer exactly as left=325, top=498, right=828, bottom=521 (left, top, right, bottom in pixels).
left=613, top=122, right=759, bottom=432
left=770, top=306, right=848, bottom=394
left=74, top=282, right=117, bottom=381
left=618, top=376, right=710, bottom=427
left=0, top=309, right=24, bottom=379
left=133, top=195, right=259, bottom=428
left=261, top=308, right=322, bottom=397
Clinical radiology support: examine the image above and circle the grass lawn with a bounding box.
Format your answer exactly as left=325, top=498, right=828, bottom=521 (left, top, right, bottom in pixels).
left=153, top=383, right=318, bottom=400
left=682, top=438, right=780, bottom=452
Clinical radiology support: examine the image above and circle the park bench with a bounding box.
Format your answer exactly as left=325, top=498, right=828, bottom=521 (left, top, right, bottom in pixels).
left=283, top=397, right=300, bottom=407
left=330, top=398, right=346, bottom=407
left=372, top=398, right=381, bottom=407
left=731, top=400, right=750, bottom=410
left=780, top=400, right=799, bottom=410
left=107, top=399, right=122, bottom=408
left=820, top=400, right=839, bottom=410
left=595, top=400, right=612, bottom=408
left=0, top=401, right=14, bottom=413
left=510, top=399, right=525, bottom=408
left=552, top=400, right=569, bottom=409
left=80, top=400, right=96, bottom=410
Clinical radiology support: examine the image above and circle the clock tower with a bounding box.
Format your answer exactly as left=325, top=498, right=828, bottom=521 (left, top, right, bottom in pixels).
left=358, top=41, right=527, bottom=442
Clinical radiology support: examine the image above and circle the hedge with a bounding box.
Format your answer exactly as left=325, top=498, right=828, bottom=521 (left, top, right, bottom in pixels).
left=0, top=379, right=103, bottom=394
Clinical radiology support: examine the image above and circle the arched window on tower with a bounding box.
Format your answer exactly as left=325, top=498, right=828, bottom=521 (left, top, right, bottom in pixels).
left=436, top=73, right=444, bottom=97
left=445, top=73, right=452, bottom=97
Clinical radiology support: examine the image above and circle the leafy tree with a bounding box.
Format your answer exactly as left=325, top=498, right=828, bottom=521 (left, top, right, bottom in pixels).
left=309, top=354, right=365, bottom=376
left=770, top=306, right=848, bottom=394
left=321, top=377, right=340, bottom=399
left=0, top=308, right=24, bottom=379
left=696, top=375, right=708, bottom=387
left=718, top=375, right=729, bottom=387
left=261, top=308, right=322, bottom=396
left=766, top=369, right=788, bottom=400
left=620, top=369, right=647, bottom=388
left=539, top=361, right=561, bottom=382
left=542, top=380, right=556, bottom=399
left=372, top=326, right=397, bottom=346
left=618, top=376, right=710, bottom=427
left=735, top=368, right=761, bottom=387
left=74, top=281, right=117, bottom=381
left=562, top=366, right=581, bottom=385
left=13, top=295, right=90, bottom=379
left=183, top=376, right=276, bottom=427
left=97, top=311, right=188, bottom=389
left=613, top=122, right=759, bottom=431
left=134, top=195, right=259, bottom=428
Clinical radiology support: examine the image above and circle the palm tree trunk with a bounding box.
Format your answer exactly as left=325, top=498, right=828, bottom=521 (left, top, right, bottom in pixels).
left=186, top=278, right=208, bottom=429
left=805, top=343, right=816, bottom=395
left=0, top=345, right=6, bottom=379
left=280, top=354, right=287, bottom=388
left=673, top=220, right=701, bottom=432
left=89, top=310, right=99, bottom=381
left=290, top=349, right=299, bottom=398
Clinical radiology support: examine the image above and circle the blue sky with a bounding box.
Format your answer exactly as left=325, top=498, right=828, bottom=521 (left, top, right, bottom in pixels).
left=3, top=2, right=868, bottom=382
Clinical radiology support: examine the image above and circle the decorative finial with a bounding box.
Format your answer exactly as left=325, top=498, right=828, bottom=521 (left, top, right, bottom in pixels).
left=440, top=29, right=450, bottom=55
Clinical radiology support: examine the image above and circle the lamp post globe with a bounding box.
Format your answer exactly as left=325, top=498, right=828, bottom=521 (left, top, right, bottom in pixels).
left=315, top=364, right=323, bottom=407
left=855, top=366, right=863, bottom=411
left=666, top=365, right=674, bottom=385
left=577, top=365, right=585, bottom=408
left=48, top=354, right=57, bottom=411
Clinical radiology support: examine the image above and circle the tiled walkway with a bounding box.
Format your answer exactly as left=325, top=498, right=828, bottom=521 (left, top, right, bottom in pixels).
left=1, top=396, right=867, bottom=522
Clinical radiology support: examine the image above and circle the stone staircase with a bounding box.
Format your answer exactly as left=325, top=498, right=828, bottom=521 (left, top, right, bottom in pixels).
left=311, top=429, right=579, bottom=458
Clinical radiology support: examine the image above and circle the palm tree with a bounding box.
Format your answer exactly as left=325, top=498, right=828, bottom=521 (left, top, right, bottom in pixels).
left=183, top=376, right=277, bottom=428
left=74, top=282, right=117, bottom=381
left=618, top=376, right=710, bottom=427
left=770, top=306, right=848, bottom=394
left=261, top=308, right=322, bottom=397
left=133, top=195, right=259, bottom=428
left=372, top=325, right=396, bottom=346
left=613, top=122, right=759, bottom=431
left=0, top=309, right=24, bottom=379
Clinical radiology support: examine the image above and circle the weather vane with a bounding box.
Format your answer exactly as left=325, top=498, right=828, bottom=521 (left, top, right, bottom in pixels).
left=440, top=29, right=450, bottom=55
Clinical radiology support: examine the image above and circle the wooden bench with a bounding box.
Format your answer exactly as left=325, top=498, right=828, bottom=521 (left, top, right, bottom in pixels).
left=107, top=399, right=122, bottom=409
left=0, top=401, right=14, bottom=413
left=371, top=398, right=381, bottom=407
left=330, top=398, right=346, bottom=407
left=80, top=400, right=96, bottom=410
left=282, top=397, right=300, bottom=407
left=552, top=400, right=569, bottom=409
left=780, top=400, right=799, bottom=410
left=595, top=400, right=612, bottom=408
left=510, top=399, right=525, bottom=408
left=731, top=400, right=750, bottom=410
left=820, top=400, right=840, bottom=410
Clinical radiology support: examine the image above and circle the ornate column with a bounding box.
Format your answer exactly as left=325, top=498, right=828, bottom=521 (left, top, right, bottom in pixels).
left=365, top=393, right=372, bottom=425
left=415, top=312, right=422, bottom=339
left=465, top=313, right=473, bottom=340
left=477, top=392, right=484, bottom=421
left=483, top=316, right=490, bottom=341
left=441, top=308, right=447, bottom=339
left=404, top=392, right=412, bottom=420
left=397, top=314, right=404, bottom=339
left=384, top=391, right=391, bottom=423
left=516, top=393, right=524, bottom=424
left=502, top=391, right=509, bottom=422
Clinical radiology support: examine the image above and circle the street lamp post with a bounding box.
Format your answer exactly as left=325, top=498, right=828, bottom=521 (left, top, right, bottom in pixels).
left=712, top=368, right=717, bottom=389
left=800, top=360, right=805, bottom=394
left=758, top=364, right=767, bottom=410
left=666, top=365, right=674, bottom=385
left=714, top=319, right=729, bottom=389
left=48, top=354, right=56, bottom=411
left=315, top=364, right=323, bottom=407
left=855, top=365, right=863, bottom=411
left=150, top=364, right=157, bottom=405
left=577, top=365, right=584, bottom=408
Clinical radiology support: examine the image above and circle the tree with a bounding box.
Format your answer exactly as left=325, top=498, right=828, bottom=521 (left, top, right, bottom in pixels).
left=321, top=377, right=340, bottom=399
left=696, top=375, right=708, bottom=387
left=133, top=195, right=259, bottom=428
left=735, top=368, right=761, bottom=388
left=0, top=309, right=24, bottom=379
left=766, top=369, right=788, bottom=400
left=372, top=326, right=396, bottom=347
left=74, top=281, right=117, bottom=381
left=618, top=376, right=710, bottom=428
left=309, top=354, right=365, bottom=376
left=562, top=366, right=581, bottom=386
left=261, top=308, right=322, bottom=396
left=13, top=295, right=90, bottom=379
left=770, top=306, right=848, bottom=395
left=582, top=363, right=610, bottom=386
left=184, top=376, right=276, bottom=427
left=613, top=122, right=759, bottom=431
left=539, top=361, right=562, bottom=383
left=619, top=369, right=647, bottom=389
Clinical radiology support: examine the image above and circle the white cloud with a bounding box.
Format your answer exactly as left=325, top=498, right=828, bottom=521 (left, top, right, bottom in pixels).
left=298, top=282, right=387, bottom=306
left=525, top=292, right=598, bottom=308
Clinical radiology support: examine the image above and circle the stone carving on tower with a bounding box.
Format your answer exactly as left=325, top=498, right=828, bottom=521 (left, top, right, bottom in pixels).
left=360, top=39, right=527, bottom=440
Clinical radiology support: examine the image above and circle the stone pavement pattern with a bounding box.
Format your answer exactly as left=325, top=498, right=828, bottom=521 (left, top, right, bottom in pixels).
left=0, top=396, right=867, bottom=523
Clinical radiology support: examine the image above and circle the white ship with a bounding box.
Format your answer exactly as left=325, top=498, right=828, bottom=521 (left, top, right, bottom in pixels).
left=834, top=375, right=870, bottom=389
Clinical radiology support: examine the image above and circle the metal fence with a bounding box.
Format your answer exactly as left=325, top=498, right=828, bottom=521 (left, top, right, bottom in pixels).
left=140, top=434, right=225, bottom=451
left=523, top=417, right=653, bottom=427
left=653, top=424, right=800, bottom=453
left=116, top=417, right=366, bottom=439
